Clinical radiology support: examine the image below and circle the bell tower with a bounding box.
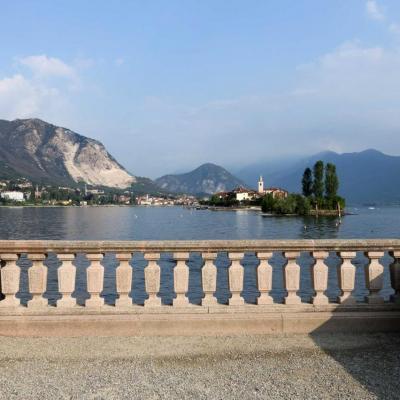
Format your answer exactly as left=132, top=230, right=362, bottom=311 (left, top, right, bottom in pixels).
left=258, top=175, right=264, bottom=194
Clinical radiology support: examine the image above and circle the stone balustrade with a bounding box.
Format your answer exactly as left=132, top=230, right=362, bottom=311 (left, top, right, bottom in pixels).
left=0, top=239, right=400, bottom=336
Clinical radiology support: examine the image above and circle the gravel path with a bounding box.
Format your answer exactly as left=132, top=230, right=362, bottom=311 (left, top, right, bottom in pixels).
left=0, top=333, right=399, bottom=399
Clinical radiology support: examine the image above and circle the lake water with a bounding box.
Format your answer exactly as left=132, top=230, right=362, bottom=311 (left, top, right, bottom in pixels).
left=0, top=205, right=398, bottom=305
left=0, top=205, right=399, bottom=240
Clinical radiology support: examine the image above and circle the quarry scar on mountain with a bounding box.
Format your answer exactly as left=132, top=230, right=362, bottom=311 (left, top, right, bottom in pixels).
left=0, top=118, right=136, bottom=189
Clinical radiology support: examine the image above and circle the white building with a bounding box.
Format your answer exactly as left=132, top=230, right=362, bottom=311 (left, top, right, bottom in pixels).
left=1, top=191, right=25, bottom=202
left=257, top=176, right=288, bottom=199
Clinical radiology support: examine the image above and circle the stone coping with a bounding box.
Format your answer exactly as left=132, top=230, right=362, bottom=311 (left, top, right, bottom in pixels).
left=0, top=303, right=398, bottom=316
left=1, top=239, right=400, bottom=253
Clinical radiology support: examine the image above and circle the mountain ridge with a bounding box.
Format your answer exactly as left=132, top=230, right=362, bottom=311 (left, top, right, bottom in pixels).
left=155, top=163, right=245, bottom=195
left=0, top=118, right=136, bottom=188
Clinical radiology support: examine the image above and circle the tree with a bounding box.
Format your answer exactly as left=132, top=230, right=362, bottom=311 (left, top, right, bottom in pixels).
left=325, top=163, right=339, bottom=199
left=261, top=194, right=275, bottom=213
left=302, top=168, right=313, bottom=197
left=312, top=161, right=324, bottom=201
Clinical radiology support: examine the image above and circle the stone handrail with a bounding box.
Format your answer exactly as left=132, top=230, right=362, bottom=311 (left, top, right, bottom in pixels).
left=0, top=239, right=399, bottom=311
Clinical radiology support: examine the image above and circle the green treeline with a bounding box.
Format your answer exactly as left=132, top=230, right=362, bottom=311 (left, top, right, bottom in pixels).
left=261, top=160, right=345, bottom=215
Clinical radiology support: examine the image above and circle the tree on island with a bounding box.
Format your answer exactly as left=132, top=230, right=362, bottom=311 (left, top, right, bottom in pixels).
left=301, top=167, right=313, bottom=197
left=312, top=160, right=324, bottom=205
left=301, top=160, right=345, bottom=213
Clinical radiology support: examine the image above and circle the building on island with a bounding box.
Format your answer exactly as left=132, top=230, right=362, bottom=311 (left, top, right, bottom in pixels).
left=212, top=177, right=288, bottom=204
left=232, top=187, right=259, bottom=202
left=257, top=176, right=288, bottom=199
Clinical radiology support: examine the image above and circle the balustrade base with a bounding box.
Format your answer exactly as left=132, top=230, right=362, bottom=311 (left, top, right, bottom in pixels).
left=0, top=306, right=399, bottom=336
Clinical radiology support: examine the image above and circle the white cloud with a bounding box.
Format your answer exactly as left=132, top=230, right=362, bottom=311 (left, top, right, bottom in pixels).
left=0, top=74, right=59, bottom=119
left=19, top=55, right=76, bottom=79
left=366, top=0, right=385, bottom=21
left=0, top=55, right=84, bottom=122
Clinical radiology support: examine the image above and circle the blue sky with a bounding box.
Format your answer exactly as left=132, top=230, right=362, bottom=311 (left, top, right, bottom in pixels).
left=1, top=0, right=400, bottom=177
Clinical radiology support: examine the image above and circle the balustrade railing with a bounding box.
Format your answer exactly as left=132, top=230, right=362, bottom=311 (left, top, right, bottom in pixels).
left=0, top=240, right=400, bottom=310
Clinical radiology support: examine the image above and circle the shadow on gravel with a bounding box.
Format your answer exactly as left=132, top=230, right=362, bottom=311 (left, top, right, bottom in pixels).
left=309, top=274, right=400, bottom=400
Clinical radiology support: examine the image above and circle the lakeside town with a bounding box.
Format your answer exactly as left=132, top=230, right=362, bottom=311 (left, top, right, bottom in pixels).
left=0, top=178, right=199, bottom=207
left=0, top=160, right=343, bottom=217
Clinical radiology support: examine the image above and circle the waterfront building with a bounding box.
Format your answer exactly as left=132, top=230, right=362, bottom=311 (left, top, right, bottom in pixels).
left=0, top=191, right=25, bottom=202
left=257, top=176, right=288, bottom=199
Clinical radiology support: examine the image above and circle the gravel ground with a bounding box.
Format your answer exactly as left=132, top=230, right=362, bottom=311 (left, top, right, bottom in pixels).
left=0, top=333, right=399, bottom=399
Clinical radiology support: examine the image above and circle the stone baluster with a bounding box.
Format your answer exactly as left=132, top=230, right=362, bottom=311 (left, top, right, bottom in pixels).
left=173, top=252, right=190, bottom=306
left=228, top=252, right=244, bottom=305
left=389, top=251, right=400, bottom=303
left=27, top=253, right=48, bottom=308
left=201, top=252, right=218, bottom=306
left=86, top=253, right=105, bottom=308
left=57, top=253, right=76, bottom=308
left=311, top=251, right=329, bottom=305
left=337, top=251, right=357, bottom=304
left=256, top=252, right=273, bottom=305
left=365, top=251, right=385, bottom=304
left=144, top=253, right=161, bottom=307
left=116, top=253, right=133, bottom=307
left=283, top=252, right=301, bottom=305
left=0, top=253, right=20, bottom=307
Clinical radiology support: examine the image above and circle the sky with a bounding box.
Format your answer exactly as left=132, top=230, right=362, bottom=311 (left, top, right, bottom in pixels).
left=1, top=0, right=400, bottom=178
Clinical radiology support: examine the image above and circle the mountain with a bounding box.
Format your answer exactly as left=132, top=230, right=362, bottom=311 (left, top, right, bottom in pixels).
left=155, top=163, right=246, bottom=195
left=237, top=149, right=400, bottom=205
left=0, top=118, right=135, bottom=188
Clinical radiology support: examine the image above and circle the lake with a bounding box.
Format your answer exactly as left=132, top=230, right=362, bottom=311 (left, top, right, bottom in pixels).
left=0, top=205, right=398, bottom=305
left=0, top=205, right=399, bottom=240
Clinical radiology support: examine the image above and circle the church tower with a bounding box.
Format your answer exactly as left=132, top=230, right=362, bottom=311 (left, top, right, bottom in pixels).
left=258, top=175, right=264, bottom=194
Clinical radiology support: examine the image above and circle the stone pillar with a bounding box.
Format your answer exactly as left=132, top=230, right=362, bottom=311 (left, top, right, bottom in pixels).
left=337, top=251, right=357, bottom=305
left=365, top=251, right=385, bottom=304
left=57, top=253, right=76, bottom=308
left=283, top=251, right=301, bottom=305
left=256, top=252, right=273, bottom=305
left=116, top=253, right=133, bottom=307
left=173, top=252, right=190, bottom=306
left=311, top=251, right=329, bottom=305
left=86, top=253, right=104, bottom=308
left=0, top=253, right=20, bottom=307
left=228, top=252, right=244, bottom=305
left=27, top=253, right=48, bottom=308
left=201, top=252, right=217, bottom=306
left=144, top=253, right=161, bottom=307
left=389, top=251, right=400, bottom=303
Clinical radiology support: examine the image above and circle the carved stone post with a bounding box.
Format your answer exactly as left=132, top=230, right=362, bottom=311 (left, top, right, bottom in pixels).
left=57, top=253, right=76, bottom=308
left=365, top=251, right=385, bottom=304
left=283, top=251, right=301, bottom=305
left=144, top=253, right=161, bottom=307
left=116, top=253, right=133, bottom=307
left=86, top=253, right=104, bottom=308
left=390, top=251, right=400, bottom=303
left=256, top=252, right=273, bottom=305
left=228, top=252, right=244, bottom=305
left=0, top=253, right=20, bottom=307
left=173, top=252, right=190, bottom=306
left=337, top=251, right=357, bottom=305
left=311, top=251, right=329, bottom=305
left=27, top=253, right=48, bottom=308
left=201, top=252, right=217, bottom=306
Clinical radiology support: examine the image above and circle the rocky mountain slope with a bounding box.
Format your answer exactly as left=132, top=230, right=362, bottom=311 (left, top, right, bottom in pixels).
left=155, top=163, right=245, bottom=195
left=0, top=118, right=135, bottom=188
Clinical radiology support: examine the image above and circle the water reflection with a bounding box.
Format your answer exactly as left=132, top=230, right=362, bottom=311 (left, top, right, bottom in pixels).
left=0, top=205, right=399, bottom=240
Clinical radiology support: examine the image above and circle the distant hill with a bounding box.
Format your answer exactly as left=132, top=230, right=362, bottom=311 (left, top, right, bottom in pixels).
left=0, top=118, right=136, bottom=188
left=155, top=163, right=246, bottom=195
left=237, top=149, right=400, bottom=205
